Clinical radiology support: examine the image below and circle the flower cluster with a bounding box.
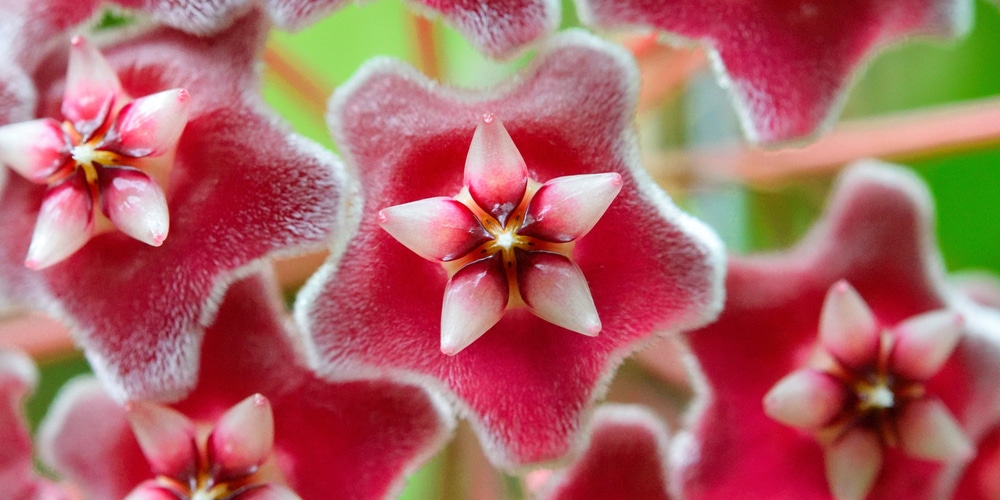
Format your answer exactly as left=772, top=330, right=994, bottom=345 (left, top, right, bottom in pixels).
left=1, top=0, right=999, bottom=499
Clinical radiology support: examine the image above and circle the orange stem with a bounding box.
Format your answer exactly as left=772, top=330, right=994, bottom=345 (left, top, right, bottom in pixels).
left=262, top=43, right=332, bottom=112
left=651, top=95, right=1000, bottom=186
left=410, top=14, right=440, bottom=80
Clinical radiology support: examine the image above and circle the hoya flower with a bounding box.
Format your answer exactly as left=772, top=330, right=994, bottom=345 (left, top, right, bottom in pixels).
left=298, top=30, right=724, bottom=468
left=0, top=12, right=348, bottom=402
left=575, top=0, right=971, bottom=143
left=38, top=273, right=454, bottom=500
left=673, top=161, right=1000, bottom=499
left=0, top=36, right=188, bottom=269
left=533, top=405, right=673, bottom=500
left=0, top=349, right=66, bottom=500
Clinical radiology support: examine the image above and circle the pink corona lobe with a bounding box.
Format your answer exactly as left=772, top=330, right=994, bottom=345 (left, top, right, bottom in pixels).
left=125, top=394, right=290, bottom=500
left=0, top=37, right=189, bottom=269
left=763, top=281, right=973, bottom=500
left=378, top=114, right=622, bottom=355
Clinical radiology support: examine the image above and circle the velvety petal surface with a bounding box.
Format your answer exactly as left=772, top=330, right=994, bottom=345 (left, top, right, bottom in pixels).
left=0, top=350, right=59, bottom=500
left=40, top=273, right=453, bottom=500
left=303, top=30, right=724, bottom=468
left=175, top=273, right=456, bottom=499
left=109, top=0, right=348, bottom=34
left=0, top=13, right=348, bottom=401
left=576, top=0, right=970, bottom=143
left=538, top=405, right=672, bottom=500
left=673, top=161, right=1000, bottom=499
left=37, top=378, right=151, bottom=500
left=406, top=0, right=560, bottom=59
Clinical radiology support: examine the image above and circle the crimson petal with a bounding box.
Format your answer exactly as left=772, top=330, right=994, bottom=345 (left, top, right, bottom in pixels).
left=577, top=0, right=969, bottom=143
left=675, top=161, right=1000, bottom=498
left=0, top=12, right=349, bottom=401
left=307, top=30, right=723, bottom=468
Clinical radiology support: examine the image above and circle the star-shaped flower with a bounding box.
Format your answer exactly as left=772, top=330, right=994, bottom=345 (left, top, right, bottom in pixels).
left=38, top=273, right=454, bottom=500
left=0, top=36, right=188, bottom=269
left=673, top=161, right=1000, bottom=499
left=378, top=113, right=623, bottom=355
left=0, top=12, right=349, bottom=402
left=298, top=30, right=724, bottom=468
left=575, top=0, right=971, bottom=143
left=533, top=405, right=673, bottom=500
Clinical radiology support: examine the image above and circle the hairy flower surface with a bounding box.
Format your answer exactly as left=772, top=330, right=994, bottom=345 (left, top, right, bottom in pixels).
left=87, top=0, right=557, bottom=58
left=673, top=161, right=1000, bottom=500
left=0, top=350, right=66, bottom=500
left=576, top=0, right=971, bottom=143
left=0, top=11, right=349, bottom=402
left=299, top=30, right=724, bottom=468
left=38, top=273, right=453, bottom=500
left=535, top=405, right=672, bottom=500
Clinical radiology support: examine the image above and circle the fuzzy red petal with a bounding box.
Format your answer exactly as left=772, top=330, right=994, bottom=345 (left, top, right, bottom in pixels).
left=674, top=161, right=1000, bottom=499
left=37, top=378, right=151, bottom=500
left=108, top=0, right=347, bottom=34
left=538, top=405, right=672, bottom=500
left=0, top=13, right=348, bottom=401
left=303, top=30, right=724, bottom=468
left=176, top=273, right=455, bottom=499
left=577, top=0, right=969, bottom=143
left=406, top=0, right=559, bottom=59
left=0, top=350, right=63, bottom=500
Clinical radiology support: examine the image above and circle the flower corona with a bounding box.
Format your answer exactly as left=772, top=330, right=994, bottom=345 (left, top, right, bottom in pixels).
left=0, top=36, right=189, bottom=269
left=378, top=113, right=622, bottom=355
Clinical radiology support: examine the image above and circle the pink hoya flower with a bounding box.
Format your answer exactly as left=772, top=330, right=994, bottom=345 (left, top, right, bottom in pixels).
left=97, top=0, right=557, bottom=58
left=38, top=273, right=453, bottom=500
left=575, top=0, right=971, bottom=143
left=0, top=12, right=348, bottom=402
left=533, top=405, right=673, bottom=500
left=673, top=161, right=1000, bottom=499
left=298, top=30, right=724, bottom=468
left=0, top=35, right=188, bottom=269
left=0, top=349, right=66, bottom=500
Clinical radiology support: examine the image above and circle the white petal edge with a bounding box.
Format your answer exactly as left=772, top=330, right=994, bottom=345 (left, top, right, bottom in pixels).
left=890, top=310, right=964, bottom=381
left=441, top=257, right=508, bottom=355
left=464, top=113, right=528, bottom=224
left=99, top=168, right=169, bottom=246
left=763, top=369, right=846, bottom=429
left=518, top=252, right=601, bottom=336
left=820, top=280, right=881, bottom=369
left=378, top=197, right=489, bottom=262
left=897, top=398, right=974, bottom=462
left=824, top=428, right=882, bottom=500
left=521, top=172, right=623, bottom=242
left=208, top=394, right=275, bottom=480
left=25, top=177, right=94, bottom=270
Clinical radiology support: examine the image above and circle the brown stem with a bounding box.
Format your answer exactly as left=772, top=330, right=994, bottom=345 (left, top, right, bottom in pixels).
left=0, top=312, right=74, bottom=358
left=410, top=14, right=441, bottom=80
left=262, top=43, right=333, bottom=112
left=650, top=95, right=1000, bottom=186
